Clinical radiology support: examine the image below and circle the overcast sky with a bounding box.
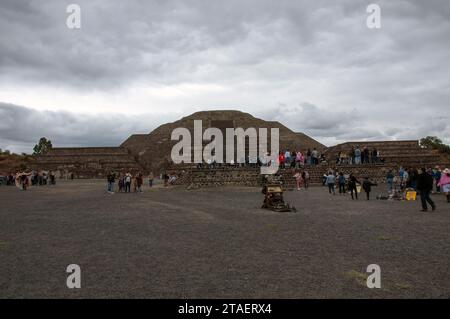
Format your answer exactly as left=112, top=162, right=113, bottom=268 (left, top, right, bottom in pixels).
left=0, top=0, right=449, bottom=153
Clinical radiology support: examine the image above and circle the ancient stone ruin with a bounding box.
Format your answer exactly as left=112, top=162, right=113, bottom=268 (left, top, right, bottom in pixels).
left=33, top=110, right=325, bottom=178
left=32, top=110, right=450, bottom=186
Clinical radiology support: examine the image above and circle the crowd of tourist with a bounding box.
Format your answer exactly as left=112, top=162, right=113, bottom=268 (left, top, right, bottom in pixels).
left=278, top=148, right=328, bottom=168
left=0, top=171, right=56, bottom=190
left=194, top=148, right=328, bottom=169
left=323, top=171, right=377, bottom=200
left=193, top=146, right=389, bottom=169
left=105, top=171, right=178, bottom=194
left=293, top=169, right=310, bottom=191
left=2, top=158, right=449, bottom=212
left=318, top=166, right=450, bottom=211
left=334, top=146, right=385, bottom=165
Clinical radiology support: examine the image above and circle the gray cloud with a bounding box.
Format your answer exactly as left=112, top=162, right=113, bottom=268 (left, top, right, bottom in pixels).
left=2, top=102, right=448, bottom=154
left=0, top=102, right=175, bottom=153
left=0, top=0, right=449, bottom=149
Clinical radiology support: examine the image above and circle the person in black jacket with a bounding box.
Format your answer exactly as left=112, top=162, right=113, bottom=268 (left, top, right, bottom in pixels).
left=417, top=168, right=436, bottom=211
left=348, top=174, right=360, bottom=200
left=107, top=172, right=115, bottom=193
left=362, top=177, right=377, bottom=200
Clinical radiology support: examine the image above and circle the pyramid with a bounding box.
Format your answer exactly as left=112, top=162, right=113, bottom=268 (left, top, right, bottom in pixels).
left=121, top=110, right=326, bottom=173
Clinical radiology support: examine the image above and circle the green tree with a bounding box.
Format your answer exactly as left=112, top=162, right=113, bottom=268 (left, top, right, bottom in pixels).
left=420, top=136, right=450, bottom=154
left=0, top=148, right=11, bottom=155
left=33, top=137, right=53, bottom=155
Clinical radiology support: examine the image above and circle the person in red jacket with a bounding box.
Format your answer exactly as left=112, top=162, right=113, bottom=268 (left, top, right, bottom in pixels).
left=278, top=152, right=285, bottom=169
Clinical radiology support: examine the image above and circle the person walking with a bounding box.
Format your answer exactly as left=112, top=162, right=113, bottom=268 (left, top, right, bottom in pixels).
left=417, top=168, right=436, bottom=212
left=302, top=170, right=309, bottom=189
left=348, top=174, right=360, bottom=200
left=437, top=168, right=450, bottom=203
left=19, top=173, right=30, bottom=191
left=293, top=170, right=303, bottom=191
left=326, top=171, right=336, bottom=195
left=338, top=172, right=346, bottom=195
left=362, top=177, right=376, bottom=200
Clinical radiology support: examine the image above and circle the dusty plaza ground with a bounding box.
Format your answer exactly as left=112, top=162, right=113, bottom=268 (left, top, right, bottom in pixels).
left=0, top=180, right=449, bottom=299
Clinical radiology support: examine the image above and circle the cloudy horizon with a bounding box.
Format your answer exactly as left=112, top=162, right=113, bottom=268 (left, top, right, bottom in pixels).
left=1, top=0, right=449, bottom=153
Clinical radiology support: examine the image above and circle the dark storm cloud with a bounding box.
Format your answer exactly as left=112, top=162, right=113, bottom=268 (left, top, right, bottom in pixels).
left=0, top=0, right=448, bottom=147
left=2, top=0, right=443, bottom=87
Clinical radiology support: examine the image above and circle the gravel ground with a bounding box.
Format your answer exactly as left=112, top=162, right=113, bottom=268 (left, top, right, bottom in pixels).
left=0, top=180, right=449, bottom=298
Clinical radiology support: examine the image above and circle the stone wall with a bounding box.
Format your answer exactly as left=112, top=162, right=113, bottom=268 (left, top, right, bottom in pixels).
left=32, top=147, right=143, bottom=178
left=171, top=161, right=450, bottom=190
left=323, top=140, right=448, bottom=167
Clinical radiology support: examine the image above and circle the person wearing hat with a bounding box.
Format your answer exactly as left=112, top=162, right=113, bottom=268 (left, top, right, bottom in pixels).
left=437, top=168, right=450, bottom=203
left=417, top=168, right=436, bottom=211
